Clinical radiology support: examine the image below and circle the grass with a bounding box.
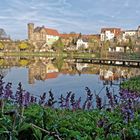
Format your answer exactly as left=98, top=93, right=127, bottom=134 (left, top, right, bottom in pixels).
left=2, top=51, right=97, bottom=59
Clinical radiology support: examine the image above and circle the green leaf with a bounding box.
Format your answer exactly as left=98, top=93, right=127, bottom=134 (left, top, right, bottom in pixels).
left=69, top=130, right=81, bottom=138
left=18, top=123, right=31, bottom=132
left=32, top=127, right=42, bottom=140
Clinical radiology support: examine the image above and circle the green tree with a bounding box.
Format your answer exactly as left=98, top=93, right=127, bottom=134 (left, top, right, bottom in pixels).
left=88, top=38, right=99, bottom=53
left=53, top=56, right=64, bottom=71
left=0, top=42, right=4, bottom=50
left=52, top=38, right=64, bottom=52
left=18, top=42, right=29, bottom=51
left=127, top=37, right=134, bottom=53
left=102, top=40, right=110, bottom=58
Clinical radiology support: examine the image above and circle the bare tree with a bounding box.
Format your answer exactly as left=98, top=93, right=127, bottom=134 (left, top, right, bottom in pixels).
left=0, top=28, right=7, bottom=38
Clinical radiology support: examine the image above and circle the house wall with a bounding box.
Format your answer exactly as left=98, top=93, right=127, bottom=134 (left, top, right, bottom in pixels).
left=116, top=46, right=124, bottom=52
left=76, top=39, right=88, bottom=50
left=122, top=30, right=137, bottom=41
left=101, top=28, right=121, bottom=41
left=46, top=35, right=59, bottom=45
left=101, top=31, right=115, bottom=41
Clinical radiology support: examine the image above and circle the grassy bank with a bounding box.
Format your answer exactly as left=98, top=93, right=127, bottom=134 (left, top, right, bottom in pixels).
left=1, top=51, right=97, bottom=59
left=3, top=52, right=68, bottom=57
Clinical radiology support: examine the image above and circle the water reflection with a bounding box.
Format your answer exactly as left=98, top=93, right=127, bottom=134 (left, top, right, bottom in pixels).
left=0, top=56, right=140, bottom=102
left=0, top=56, right=140, bottom=85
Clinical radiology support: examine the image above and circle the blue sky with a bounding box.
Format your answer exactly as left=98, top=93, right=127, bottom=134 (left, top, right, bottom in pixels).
left=0, top=0, right=140, bottom=39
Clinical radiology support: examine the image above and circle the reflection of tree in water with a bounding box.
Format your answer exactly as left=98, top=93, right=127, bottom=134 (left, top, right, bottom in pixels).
left=53, top=56, right=64, bottom=72
left=0, top=68, right=9, bottom=78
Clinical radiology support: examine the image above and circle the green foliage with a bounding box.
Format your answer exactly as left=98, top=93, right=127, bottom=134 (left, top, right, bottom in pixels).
left=18, top=42, right=29, bottom=50
left=1, top=98, right=140, bottom=139
left=52, top=38, right=64, bottom=52
left=121, top=76, right=140, bottom=92
left=53, top=55, right=64, bottom=71
left=19, top=59, right=29, bottom=66
left=0, top=42, right=4, bottom=50
left=0, top=58, right=4, bottom=65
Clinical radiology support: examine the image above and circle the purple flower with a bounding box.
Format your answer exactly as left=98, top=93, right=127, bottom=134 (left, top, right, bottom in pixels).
left=30, top=96, right=36, bottom=103
left=0, top=75, right=5, bottom=97
left=45, top=90, right=57, bottom=107
left=24, top=92, right=30, bottom=106
left=75, top=97, right=81, bottom=109
left=58, top=94, right=65, bottom=108
left=65, top=91, right=71, bottom=109
left=96, top=95, right=102, bottom=110
left=4, top=83, right=13, bottom=100
left=39, top=92, right=46, bottom=105
left=106, top=87, right=114, bottom=107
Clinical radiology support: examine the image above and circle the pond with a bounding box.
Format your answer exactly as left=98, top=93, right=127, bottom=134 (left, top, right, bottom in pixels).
left=0, top=56, right=140, bottom=105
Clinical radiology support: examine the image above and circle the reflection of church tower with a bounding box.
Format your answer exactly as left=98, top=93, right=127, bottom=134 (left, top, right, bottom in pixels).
left=28, top=59, right=47, bottom=84
left=28, top=23, right=34, bottom=41
left=28, top=65, right=35, bottom=84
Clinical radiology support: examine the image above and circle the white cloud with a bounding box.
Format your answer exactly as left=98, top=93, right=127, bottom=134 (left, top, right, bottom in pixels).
left=0, top=0, right=140, bottom=39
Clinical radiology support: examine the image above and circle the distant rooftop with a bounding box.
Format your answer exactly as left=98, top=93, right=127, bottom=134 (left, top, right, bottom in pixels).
left=33, top=25, right=59, bottom=36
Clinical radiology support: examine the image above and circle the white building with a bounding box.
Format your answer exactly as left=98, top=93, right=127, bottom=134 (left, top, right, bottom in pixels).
left=101, top=31, right=115, bottom=41
left=109, top=46, right=125, bottom=52
left=76, top=63, right=88, bottom=71
left=122, top=30, right=137, bottom=41
left=45, top=28, right=59, bottom=46
left=101, top=28, right=121, bottom=41
left=76, top=38, right=88, bottom=50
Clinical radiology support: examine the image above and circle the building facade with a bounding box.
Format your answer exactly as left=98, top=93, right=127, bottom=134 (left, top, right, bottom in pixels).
left=101, top=28, right=121, bottom=41
left=28, top=23, right=59, bottom=46
left=76, top=38, right=89, bottom=50
left=122, top=30, right=137, bottom=41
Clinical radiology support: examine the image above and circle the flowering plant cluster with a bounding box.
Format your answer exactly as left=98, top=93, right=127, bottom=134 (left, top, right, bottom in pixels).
left=0, top=75, right=140, bottom=139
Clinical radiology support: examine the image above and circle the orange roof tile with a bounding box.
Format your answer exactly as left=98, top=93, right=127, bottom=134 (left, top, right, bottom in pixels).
left=45, top=28, right=59, bottom=36
left=60, top=33, right=79, bottom=39
left=101, top=28, right=121, bottom=37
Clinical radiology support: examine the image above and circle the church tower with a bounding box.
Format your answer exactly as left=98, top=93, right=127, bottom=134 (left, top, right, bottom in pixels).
left=28, top=23, right=34, bottom=41
left=137, top=26, right=140, bottom=38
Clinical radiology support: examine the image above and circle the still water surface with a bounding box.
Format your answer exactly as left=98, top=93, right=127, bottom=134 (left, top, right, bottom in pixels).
left=1, top=57, right=140, bottom=103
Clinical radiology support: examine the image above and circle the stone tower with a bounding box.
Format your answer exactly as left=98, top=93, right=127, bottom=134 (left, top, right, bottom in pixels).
left=28, top=23, right=34, bottom=41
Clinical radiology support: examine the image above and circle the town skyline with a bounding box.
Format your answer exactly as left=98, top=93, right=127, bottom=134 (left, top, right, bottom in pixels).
left=0, top=0, right=140, bottom=39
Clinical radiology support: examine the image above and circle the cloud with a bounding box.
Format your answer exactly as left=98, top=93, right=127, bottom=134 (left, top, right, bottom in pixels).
left=0, top=0, right=139, bottom=39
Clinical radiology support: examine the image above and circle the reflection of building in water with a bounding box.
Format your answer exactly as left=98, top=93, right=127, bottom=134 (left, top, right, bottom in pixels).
left=28, top=57, right=140, bottom=84
left=100, top=69, right=116, bottom=81
left=28, top=60, right=46, bottom=84
left=100, top=68, right=126, bottom=81
left=28, top=60, right=59, bottom=84
left=76, top=63, right=88, bottom=71
left=99, top=66, right=140, bottom=82
left=46, top=62, right=59, bottom=80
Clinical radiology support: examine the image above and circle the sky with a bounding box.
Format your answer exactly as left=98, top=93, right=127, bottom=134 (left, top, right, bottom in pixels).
left=0, top=0, right=140, bottom=39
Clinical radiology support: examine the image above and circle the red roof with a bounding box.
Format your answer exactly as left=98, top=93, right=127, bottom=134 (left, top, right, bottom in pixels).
left=45, top=28, right=59, bottom=36
left=60, top=33, right=79, bottom=39
left=101, top=28, right=121, bottom=37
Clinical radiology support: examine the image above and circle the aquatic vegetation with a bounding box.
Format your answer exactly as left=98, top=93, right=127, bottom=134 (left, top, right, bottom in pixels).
left=0, top=75, right=140, bottom=139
